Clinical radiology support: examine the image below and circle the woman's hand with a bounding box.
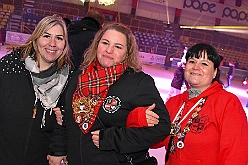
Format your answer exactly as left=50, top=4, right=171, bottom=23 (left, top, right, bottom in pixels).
left=91, top=130, right=100, bottom=148
left=47, top=155, right=67, bottom=165
left=146, top=103, right=159, bottom=126
left=53, top=107, right=63, bottom=126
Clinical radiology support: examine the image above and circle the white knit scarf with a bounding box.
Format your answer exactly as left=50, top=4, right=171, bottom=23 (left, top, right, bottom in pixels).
left=25, top=56, right=69, bottom=126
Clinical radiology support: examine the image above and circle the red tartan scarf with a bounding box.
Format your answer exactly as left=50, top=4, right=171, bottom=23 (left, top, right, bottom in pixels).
left=72, top=60, right=127, bottom=134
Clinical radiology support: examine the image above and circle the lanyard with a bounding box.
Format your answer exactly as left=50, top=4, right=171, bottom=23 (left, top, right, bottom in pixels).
left=172, top=98, right=203, bottom=125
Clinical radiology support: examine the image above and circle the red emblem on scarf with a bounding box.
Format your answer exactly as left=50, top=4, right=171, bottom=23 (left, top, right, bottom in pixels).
left=72, top=61, right=127, bottom=134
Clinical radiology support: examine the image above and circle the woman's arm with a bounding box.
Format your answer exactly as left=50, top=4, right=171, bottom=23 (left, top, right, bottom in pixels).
left=97, top=75, right=171, bottom=154
left=92, top=104, right=163, bottom=149
left=218, top=96, right=248, bottom=164
left=126, top=104, right=159, bottom=128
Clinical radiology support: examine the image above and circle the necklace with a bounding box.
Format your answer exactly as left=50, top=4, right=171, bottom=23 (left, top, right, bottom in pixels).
left=169, top=97, right=207, bottom=153
left=72, top=95, right=99, bottom=127
left=72, top=90, right=107, bottom=132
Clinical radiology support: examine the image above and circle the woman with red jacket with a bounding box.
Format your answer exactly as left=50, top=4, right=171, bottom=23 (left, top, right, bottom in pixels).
left=127, top=43, right=248, bottom=165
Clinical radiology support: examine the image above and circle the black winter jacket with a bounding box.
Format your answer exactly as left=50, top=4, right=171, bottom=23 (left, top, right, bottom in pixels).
left=0, top=51, right=64, bottom=165
left=68, top=17, right=101, bottom=70
left=50, top=69, right=171, bottom=165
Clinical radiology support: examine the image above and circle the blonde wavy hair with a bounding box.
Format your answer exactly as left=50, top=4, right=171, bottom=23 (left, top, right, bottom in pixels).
left=81, top=22, right=142, bottom=72
left=20, top=15, right=71, bottom=70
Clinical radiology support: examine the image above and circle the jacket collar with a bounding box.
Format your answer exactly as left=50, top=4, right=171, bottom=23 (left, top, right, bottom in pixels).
left=182, top=81, right=224, bottom=102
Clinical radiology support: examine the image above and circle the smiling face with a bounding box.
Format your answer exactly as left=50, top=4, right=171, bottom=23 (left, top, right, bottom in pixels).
left=97, top=29, right=128, bottom=68
left=36, top=24, right=65, bottom=70
left=184, top=51, right=217, bottom=91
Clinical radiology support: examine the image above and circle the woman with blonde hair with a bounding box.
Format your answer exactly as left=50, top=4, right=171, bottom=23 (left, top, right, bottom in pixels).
left=0, top=15, right=71, bottom=164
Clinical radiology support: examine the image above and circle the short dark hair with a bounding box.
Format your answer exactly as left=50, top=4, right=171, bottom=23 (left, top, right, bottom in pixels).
left=86, top=9, right=105, bottom=26
left=186, top=43, right=221, bottom=83
left=63, top=18, right=71, bottom=27
left=186, top=43, right=220, bottom=69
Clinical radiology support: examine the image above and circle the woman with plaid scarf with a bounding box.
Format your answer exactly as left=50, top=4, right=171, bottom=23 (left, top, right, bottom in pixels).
left=48, top=22, right=171, bottom=165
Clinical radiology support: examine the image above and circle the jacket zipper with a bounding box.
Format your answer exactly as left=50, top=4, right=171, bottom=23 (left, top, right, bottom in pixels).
left=22, top=71, right=37, bottom=165
left=22, top=103, right=37, bottom=165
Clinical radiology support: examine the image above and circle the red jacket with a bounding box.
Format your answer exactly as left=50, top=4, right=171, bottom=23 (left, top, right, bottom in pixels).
left=127, top=81, right=248, bottom=165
